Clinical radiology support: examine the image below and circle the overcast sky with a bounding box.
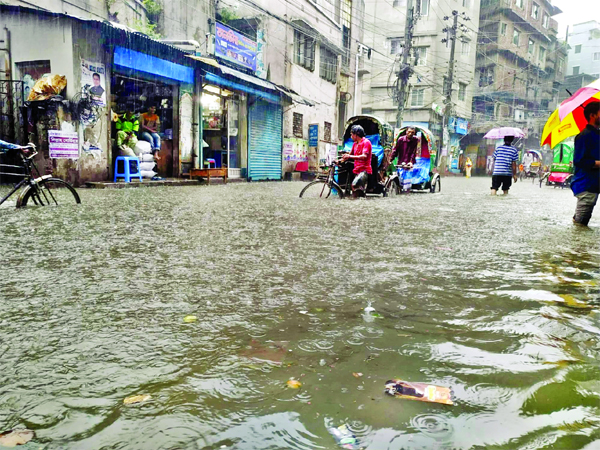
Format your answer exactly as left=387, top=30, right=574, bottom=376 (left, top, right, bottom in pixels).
left=552, top=0, right=599, bottom=40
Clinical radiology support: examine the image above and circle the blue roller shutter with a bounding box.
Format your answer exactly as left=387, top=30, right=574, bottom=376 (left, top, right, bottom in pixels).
left=248, top=99, right=282, bottom=181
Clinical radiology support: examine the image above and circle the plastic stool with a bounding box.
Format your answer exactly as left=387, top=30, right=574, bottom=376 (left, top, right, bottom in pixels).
left=114, top=156, right=143, bottom=182
left=205, top=158, right=216, bottom=168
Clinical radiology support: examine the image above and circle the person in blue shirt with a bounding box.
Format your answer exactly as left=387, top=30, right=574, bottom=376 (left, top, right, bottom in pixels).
left=491, top=136, right=519, bottom=195
left=571, top=102, right=600, bottom=226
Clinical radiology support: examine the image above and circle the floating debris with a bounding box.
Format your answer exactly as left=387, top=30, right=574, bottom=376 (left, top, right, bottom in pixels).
left=183, top=315, right=197, bottom=323
left=286, top=379, right=302, bottom=389
left=123, top=394, right=151, bottom=405
left=384, top=379, right=453, bottom=405
left=0, top=429, right=35, bottom=447
left=328, top=424, right=362, bottom=449
left=352, top=372, right=363, bottom=378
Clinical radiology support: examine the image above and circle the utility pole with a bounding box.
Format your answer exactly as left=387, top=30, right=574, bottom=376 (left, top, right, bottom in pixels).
left=395, top=0, right=415, bottom=128
left=438, top=10, right=469, bottom=169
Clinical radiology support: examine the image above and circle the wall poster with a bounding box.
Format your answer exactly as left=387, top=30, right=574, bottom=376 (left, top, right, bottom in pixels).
left=80, top=59, right=107, bottom=106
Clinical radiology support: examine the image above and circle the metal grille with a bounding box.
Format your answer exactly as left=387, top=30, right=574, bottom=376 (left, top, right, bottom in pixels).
left=0, top=80, right=25, bottom=144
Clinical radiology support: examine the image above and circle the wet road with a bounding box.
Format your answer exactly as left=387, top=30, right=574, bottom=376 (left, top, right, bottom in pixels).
left=1, top=177, right=599, bottom=449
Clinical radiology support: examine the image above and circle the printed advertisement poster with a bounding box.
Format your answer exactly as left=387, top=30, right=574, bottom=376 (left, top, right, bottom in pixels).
left=49, top=130, right=79, bottom=159
left=81, top=59, right=106, bottom=106
left=215, top=22, right=257, bottom=71
left=308, top=124, right=319, bottom=148
left=283, top=138, right=308, bottom=162
left=179, top=92, right=193, bottom=162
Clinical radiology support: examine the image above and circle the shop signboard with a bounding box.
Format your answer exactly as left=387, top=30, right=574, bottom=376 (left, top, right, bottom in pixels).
left=49, top=130, right=79, bottom=159
left=456, top=118, right=468, bottom=135
left=215, top=22, right=257, bottom=72
left=308, top=124, right=319, bottom=148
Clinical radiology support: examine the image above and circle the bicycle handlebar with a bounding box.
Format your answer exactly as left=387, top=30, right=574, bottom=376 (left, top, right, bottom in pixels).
left=19, top=144, right=38, bottom=160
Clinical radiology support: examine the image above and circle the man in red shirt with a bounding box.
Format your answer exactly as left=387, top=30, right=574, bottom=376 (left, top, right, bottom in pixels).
left=389, top=126, right=418, bottom=168
left=341, top=125, right=372, bottom=198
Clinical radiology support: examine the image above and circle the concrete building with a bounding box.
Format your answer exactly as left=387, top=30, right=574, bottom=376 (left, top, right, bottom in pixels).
left=362, top=0, right=480, bottom=148
left=217, top=0, right=365, bottom=173
left=567, top=21, right=600, bottom=79
left=472, top=0, right=567, bottom=148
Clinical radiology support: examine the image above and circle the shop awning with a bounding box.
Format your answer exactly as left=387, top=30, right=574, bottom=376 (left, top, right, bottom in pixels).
left=190, top=55, right=314, bottom=106
left=114, top=46, right=195, bottom=84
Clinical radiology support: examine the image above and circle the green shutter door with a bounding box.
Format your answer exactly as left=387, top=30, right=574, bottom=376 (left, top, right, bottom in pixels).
left=248, top=99, right=282, bottom=181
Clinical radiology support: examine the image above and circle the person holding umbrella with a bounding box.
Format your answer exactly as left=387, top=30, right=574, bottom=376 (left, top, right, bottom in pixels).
left=571, top=102, right=600, bottom=226
left=484, top=128, right=523, bottom=195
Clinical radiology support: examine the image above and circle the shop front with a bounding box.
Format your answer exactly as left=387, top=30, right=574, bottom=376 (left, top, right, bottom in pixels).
left=111, top=46, right=195, bottom=178
left=201, top=68, right=283, bottom=181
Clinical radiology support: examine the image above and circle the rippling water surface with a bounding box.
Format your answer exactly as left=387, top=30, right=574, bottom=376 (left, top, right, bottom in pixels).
left=1, top=177, right=599, bottom=449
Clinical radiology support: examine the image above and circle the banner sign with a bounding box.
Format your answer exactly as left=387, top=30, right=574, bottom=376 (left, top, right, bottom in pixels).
left=215, top=22, right=257, bottom=71
left=49, top=130, right=79, bottom=159
left=456, top=118, right=468, bottom=135
left=308, top=124, right=319, bottom=147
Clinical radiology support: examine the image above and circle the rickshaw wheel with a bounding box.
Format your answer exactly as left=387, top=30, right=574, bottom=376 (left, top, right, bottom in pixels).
left=299, top=180, right=344, bottom=199
left=430, top=176, right=441, bottom=193
left=384, top=177, right=400, bottom=197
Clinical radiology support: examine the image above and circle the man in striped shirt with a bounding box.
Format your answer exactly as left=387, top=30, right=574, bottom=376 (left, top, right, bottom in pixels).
left=491, top=136, right=519, bottom=195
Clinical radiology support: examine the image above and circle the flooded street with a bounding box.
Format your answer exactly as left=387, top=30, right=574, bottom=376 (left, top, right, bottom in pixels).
left=1, top=177, right=599, bottom=449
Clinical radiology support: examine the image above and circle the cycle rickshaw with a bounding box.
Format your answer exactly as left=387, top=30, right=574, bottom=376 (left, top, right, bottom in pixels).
left=299, top=115, right=394, bottom=199
left=384, top=125, right=440, bottom=195
left=520, top=149, right=543, bottom=182
left=541, top=141, right=574, bottom=188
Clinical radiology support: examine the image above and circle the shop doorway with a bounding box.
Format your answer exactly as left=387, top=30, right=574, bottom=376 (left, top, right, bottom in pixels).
left=201, top=84, right=246, bottom=178
left=110, top=73, right=176, bottom=177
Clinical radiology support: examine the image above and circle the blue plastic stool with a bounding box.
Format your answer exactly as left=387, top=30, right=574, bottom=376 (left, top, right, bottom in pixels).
left=114, top=156, right=143, bottom=182
left=205, top=158, right=216, bottom=168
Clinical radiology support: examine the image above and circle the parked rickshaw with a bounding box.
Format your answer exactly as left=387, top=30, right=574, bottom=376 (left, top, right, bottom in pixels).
left=541, top=141, right=574, bottom=188
left=520, top=149, right=543, bottom=182
left=299, top=115, right=394, bottom=199
left=384, top=126, right=440, bottom=195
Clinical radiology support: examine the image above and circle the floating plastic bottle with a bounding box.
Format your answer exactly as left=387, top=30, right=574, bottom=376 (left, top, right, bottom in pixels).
left=328, top=424, right=362, bottom=449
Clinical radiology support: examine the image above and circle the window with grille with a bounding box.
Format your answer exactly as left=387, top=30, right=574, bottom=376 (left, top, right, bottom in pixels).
left=294, top=30, right=315, bottom=71
left=528, top=39, right=535, bottom=54
left=539, top=46, right=545, bottom=63
left=324, top=122, right=332, bottom=142
left=542, top=14, right=549, bottom=28
left=594, top=52, right=600, bottom=61
left=419, top=0, right=429, bottom=16
left=414, top=47, right=427, bottom=66
left=573, top=66, right=580, bottom=75
left=501, top=23, right=507, bottom=35
left=410, top=88, right=424, bottom=107
left=515, top=0, right=523, bottom=9
left=341, top=0, right=352, bottom=68
left=531, top=2, right=539, bottom=19
left=390, top=39, right=403, bottom=55
left=293, top=112, right=303, bottom=137
left=461, top=40, right=470, bottom=55
left=320, top=47, right=338, bottom=84
left=574, top=44, right=582, bottom=54
left=458, top=83, right=466, bottom=101
left=513, top=29, right=520, bottom=46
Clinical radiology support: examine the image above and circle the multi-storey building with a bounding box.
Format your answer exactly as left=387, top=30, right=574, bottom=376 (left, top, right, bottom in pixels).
left=472, top=0, right=567, bottom=149
left=362, top=0, right=480, bottom=153
left=219, top=0, right=365, bottom=173
left=567, top=21, right=600, bottom=79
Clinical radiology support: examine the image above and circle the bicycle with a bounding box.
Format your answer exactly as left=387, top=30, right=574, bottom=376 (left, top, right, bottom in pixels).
left=299, top=160, right=388, bottom=199
left=0, top=143, right=81, bottom=208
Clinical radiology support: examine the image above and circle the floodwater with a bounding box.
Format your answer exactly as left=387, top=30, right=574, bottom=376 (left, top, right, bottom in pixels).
left=0, top=177, right=599, bottom=450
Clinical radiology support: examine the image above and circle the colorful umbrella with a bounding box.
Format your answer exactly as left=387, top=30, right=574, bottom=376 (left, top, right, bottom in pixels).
left=558, top=78, right=600, bottom=120
left=483, top=127, right=525, bottom=139
left=541, top=80, right=600, bottom=148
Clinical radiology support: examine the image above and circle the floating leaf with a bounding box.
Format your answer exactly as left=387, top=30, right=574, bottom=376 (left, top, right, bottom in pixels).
left=313, top=308, right=324, bottom=313
left=183, top=315, right=197, bottom=323
left=123, top=394, right=151, bottom=405
left=543, top=359, right=582, bottom=367
left=559, top=294, right=592, bottom=309
left=286, top=379, right=302, bottom=389
left=0, top=429, right=35, bottom=447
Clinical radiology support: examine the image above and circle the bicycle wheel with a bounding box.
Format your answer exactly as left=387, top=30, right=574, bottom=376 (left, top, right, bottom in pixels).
left=18, top=177, right=81, bottom=207
left=385, top=176, right=400, bottom=197
left=299, top=180, right=344, bottom=199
